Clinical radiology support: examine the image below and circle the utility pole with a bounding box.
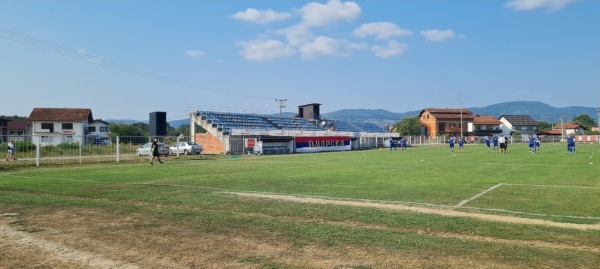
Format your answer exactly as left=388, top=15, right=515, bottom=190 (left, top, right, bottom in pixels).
left=460, top=103, right=463, bottom=138
left=275, top=98, right=287, bottom=116
left=561, top=115, right=565, bottom=142
left=597, top=107, right=600, bottom=131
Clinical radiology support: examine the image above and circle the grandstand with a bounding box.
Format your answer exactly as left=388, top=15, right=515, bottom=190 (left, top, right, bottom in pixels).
left=190, top=104, right=396, bottom=155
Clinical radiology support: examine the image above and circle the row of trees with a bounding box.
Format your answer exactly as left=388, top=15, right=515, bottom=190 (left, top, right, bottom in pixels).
left=108, top=122, right=204, bottom=137
left=392, top=114, right=599, bottom=136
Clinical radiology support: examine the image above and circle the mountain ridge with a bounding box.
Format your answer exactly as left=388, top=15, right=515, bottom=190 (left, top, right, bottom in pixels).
left=109, top=101, right=598, bottom=127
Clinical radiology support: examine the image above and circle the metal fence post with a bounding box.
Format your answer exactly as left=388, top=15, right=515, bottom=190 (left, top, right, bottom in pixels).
left=116, top=136, right=120, bottom=162
left=35, top=136, right=40, bottom=167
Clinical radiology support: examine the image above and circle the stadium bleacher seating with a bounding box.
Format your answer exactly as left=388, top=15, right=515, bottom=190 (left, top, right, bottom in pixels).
left=197, top=111, right=384, bottom=133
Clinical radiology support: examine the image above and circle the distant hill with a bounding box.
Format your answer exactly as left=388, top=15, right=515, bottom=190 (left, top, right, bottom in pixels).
left=469, top=101, right=597, bottom=123
left=323, top=101, right=597, bottom=124
left=108, top=101, right=597, bottom=127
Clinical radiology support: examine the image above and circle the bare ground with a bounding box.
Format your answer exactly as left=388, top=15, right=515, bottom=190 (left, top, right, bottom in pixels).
left=1, top=192, right=599, bottom=269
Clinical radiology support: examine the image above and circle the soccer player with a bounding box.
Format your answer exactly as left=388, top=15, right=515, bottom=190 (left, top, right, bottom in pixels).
left=529, top=136, right=535, bottom=153
left=400, top=137, right=407, bottom=152
left=389, top=137, right=396, bottom=152
left=534, top=136, right=540, bottom=152
left=449, top=136, right=455, bottom=153
left=567, top=135, right=574, bottom=154
left=458, top=137, right=464, bottom=153
left=498, top=135, right=507, bottom=155
left=493, top=135, right=499, bottom=153
left=484, top=136, right=491, bottom=153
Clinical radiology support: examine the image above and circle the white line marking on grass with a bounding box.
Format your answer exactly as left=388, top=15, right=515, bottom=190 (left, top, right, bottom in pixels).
left=460, top=206, right=600, bottom=220
left=505, top=183, right=600, bottom=190
left=456, top=183, right=503, bottom=208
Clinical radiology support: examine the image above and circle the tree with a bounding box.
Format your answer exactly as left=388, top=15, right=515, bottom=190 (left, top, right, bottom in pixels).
left=572, top=114, right=596, bottom=131
left=537, top=121, right=553, bottom=131
left=393, top=116, right=420, bottom=135
left=167, top=123, right=206, bottom=137
left=109, top=122, right=149, bottom=137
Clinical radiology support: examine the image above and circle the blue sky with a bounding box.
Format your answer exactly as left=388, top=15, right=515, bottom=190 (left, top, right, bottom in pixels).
left=1, top=0, right=598, bottom=121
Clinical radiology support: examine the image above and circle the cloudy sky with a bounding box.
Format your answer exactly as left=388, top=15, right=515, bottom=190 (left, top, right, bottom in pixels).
left=1, top=0, right=598, bottom=120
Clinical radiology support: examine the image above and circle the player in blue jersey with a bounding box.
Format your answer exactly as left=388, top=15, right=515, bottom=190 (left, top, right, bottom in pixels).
left=529, top=136, right=535, bottom=153
left=566, top=135, right=574, bottom=154
left=400, top=137, right=407, bottom=152
left=458, top=137, right=464, bottom=153
left=484, top=136, right=491, bottom=153
left=534, top=136, right=540, bottom=152
left=449, top=136, right=455, bottom=153
left=389, top=137, right=396, bottom=152
left=493, top=135, right=499, bottom=153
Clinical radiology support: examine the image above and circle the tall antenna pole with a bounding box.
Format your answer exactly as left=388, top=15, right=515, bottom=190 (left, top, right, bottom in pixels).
left=275, top=98, right=287, bottom=115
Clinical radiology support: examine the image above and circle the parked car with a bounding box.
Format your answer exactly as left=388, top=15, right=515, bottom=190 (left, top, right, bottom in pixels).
left=136, top=142, right=171, bottom=156
left=170, top=141, right=203, bottom=155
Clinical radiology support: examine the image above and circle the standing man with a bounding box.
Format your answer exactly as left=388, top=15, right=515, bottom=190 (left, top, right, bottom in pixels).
left=484, top=136, right=491, bottom=153
left=458, top=137, right=464, bottom=153
left=400, top=137, right=407, bottom=152
left=498, top=135, right=507, bottom=155
left=449, top=136, right=455, bottom=153
left=534, top=136, right=541, bottom=153
left=567, top=135, right=574, bottom=154
left=529, top=136, right=535, bottom=153
left=150, top=138, right=163, bottom=164
left=389, top=137, right=396, bottom=152
left=6, top=140, right=16, bottom=161
left=493, top=135, right=499, bottom=153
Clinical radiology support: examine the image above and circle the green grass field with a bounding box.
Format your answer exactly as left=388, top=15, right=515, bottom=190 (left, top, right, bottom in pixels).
left=1, top=143, right=599, bottom=268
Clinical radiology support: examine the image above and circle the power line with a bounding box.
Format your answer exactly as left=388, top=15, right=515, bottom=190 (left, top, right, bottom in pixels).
left=0, top=27, right=276, bottom=101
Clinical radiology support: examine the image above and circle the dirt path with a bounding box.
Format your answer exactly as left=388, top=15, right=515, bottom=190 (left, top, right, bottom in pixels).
left=225, top=192, right=600, bottom=231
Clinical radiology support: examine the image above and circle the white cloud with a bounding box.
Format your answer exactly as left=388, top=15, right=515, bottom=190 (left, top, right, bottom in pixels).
left=503, top=0, right=578, bottom=12
left=299, top=36, right=364, bottom=59
left=354, top=22, right=412, bottom=40
left=299, top=0, right=361, bottom=27
left=420, top=29, right=456, bottom=42
left=371, top=40, right=408, bottom=59
left=77, top=48, right=86, bottom=54
left=184, top=50, right=205, bottom=59
left=235, top=39, right=295, bottom=61
left=276, top=25, right=314, bottom=46
left=231, top=8, right=291, bottom=24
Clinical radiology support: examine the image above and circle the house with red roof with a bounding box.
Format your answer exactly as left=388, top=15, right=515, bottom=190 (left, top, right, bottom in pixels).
left=28, top=108, right=94, bottom=146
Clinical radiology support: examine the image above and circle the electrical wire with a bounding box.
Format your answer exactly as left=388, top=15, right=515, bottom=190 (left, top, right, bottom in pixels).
left=0, top=27, right=277, bottom=101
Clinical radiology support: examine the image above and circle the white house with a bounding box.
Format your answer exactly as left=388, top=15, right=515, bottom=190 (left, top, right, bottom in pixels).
left=87, top=119, right=110, bottom=144
left=29, top=108, right=94, bottom=146
left=498, top=115, right=539, bottom=137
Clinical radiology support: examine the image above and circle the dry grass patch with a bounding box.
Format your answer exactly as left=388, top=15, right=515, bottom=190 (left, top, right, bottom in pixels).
left=1, top=206, right=531, bottom=269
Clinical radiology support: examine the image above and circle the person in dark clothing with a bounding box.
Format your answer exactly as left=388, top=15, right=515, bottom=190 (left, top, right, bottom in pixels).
left=150, top=139, right=163, bottom=164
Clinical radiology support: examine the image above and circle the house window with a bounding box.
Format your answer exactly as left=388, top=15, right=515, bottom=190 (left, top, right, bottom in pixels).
left=62, top=123, right=73, bottom=130
left=62, top=136, right=74, bottom=143
left=100, top=126, right=109, bottom=132
left=88, top=126, right=96, bottom=133
left=41, top=123, right=54, bottom=132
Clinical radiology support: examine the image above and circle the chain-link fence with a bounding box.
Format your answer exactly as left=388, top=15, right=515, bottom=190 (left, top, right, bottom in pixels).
left=0, top=135, right=202, bottom=167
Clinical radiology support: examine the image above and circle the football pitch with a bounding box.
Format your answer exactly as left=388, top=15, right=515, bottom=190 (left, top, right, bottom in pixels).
left=1, top=143, right=599, bottom=268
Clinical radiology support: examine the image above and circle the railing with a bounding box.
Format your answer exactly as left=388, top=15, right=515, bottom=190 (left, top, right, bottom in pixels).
left=0, top=135, right=200, bottom=167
